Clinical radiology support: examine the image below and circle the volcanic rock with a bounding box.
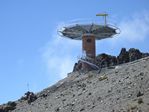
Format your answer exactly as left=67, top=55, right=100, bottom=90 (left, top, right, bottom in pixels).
left=0, top=101, right=16, bottom=112
left=117, top=48, right=129, bottom=64
left=73, top=48, right=149, bottom=71
left=96, top=53, right=117, bottom=67
left=20, top=91, right=37, bottom=104
left=128, top=48, right=142, bottom=61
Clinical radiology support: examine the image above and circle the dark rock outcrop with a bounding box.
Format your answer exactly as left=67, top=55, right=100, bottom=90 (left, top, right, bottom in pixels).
left=0, top=91, right=37, bottom=112
left=117, top=48, right=129, bottom=64
left=20, top=91, right=37, bottom=104
left=73, top=61, right=82, bottom=72
left=73, top=48, right=149, bottom=72
left=96, top=53, right=117, bottom=67
left=0, top=101, right=16, bottom=112
left=128, top=48, right=142, bottom=62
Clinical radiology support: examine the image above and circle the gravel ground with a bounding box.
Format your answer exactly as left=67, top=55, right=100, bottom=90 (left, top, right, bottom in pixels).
left=11, top=57, right=149, bottom=112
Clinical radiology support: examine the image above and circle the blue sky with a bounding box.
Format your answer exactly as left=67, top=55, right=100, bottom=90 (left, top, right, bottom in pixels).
left=0, top=0, right=149, bottom=104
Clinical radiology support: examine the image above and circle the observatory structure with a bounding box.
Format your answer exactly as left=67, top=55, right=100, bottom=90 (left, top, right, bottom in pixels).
left=59, top=14, right=120, bottom=69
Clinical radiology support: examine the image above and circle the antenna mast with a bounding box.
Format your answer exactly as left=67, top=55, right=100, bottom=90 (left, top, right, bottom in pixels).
left=96, top=13, right=108, bottom=25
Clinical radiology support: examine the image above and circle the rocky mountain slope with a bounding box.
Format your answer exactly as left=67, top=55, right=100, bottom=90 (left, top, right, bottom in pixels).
left=1, top=49, right=149, bottom=112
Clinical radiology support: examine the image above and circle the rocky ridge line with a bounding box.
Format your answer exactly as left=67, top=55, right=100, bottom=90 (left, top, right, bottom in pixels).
left=73, top=48, right=149, bottom=71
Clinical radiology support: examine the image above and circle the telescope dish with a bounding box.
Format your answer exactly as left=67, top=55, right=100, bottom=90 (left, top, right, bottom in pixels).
left=58, top=13, right=120, bottom=70
left=58, top=13, right=120, bottom=40
left=59, top=23, right=119, bottom=40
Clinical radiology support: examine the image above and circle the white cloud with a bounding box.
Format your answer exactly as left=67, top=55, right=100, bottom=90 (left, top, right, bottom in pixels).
left=42, top=23, right=81, bottom=79
left=111, top=11, right=149, bottom=43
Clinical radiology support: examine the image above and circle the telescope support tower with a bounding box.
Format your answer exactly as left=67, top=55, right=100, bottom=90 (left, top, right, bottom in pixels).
left=82, top=34, right=96, bottom=59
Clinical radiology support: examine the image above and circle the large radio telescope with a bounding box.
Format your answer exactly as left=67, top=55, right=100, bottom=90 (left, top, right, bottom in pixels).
left=58, top=13, right=120, bottom=69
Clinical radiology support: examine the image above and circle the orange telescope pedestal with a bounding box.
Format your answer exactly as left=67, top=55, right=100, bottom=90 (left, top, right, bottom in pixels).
left=82, top=34, right=96, bottom=59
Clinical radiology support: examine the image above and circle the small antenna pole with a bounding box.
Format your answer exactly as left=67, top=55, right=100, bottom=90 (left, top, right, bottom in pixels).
left=27, top=83, right=30, bottom=91
left=105, top=15, right=107, bottom=25
left=96, top=13, right=108, bottom=26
